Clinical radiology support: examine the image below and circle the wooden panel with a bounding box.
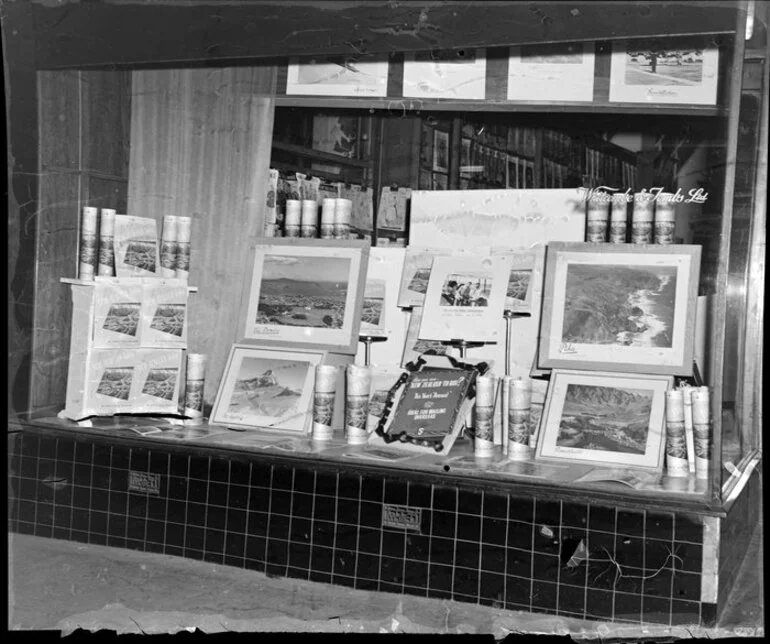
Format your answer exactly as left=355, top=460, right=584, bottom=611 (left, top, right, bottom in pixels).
left=128, top=66, right=277, bottom=402
left=38, top=70, right=80, bottom=171
left=82, top=70, right=132, bottom=177
left=30, top=173, right=80, bottom=411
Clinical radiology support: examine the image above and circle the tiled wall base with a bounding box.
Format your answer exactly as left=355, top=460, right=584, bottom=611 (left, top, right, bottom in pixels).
left=8, top=430, right=715, bottom=626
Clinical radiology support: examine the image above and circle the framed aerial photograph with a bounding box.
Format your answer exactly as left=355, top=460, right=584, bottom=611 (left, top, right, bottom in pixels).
left=286, top=54, right=389, bottom=97
left=359, top=247, right=406, bottom=339
left=492, top=247, right=545, bottom=314
left=403, top=48, right=487, bottom=100
left=507, top=42, right=595, bottom=102
left=211, top=344, right=323, bottom=433
left=609, top=38, right=719, bottom=105
left=397, top=247, right=456, bottom=308
left=536, top=369, right=672, bottom=471
left=243, top=239, right=369, bottom=354
left=539, top=242, right=701, bottom=375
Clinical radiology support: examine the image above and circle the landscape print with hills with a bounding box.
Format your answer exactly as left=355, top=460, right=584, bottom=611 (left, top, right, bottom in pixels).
left=228, top=357, right=309, bottom=419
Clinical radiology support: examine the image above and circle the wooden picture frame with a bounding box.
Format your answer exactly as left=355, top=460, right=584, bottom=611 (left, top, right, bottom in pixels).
left=242, top=238, right=369, bottom=354
left=211, top=344, right=323, bottom=433
left=536, top=369, right=672, bottom=471
left=539, top=242, right=701, bottom=375
left=433, top=129, right=450, bottom=173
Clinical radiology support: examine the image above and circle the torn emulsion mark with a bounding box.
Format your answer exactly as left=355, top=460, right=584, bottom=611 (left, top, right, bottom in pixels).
left=560, top=537, right=588, bottom=568
left=40, top=475, right=69, bottom=491
left=368, top=7, right=443, bottom=46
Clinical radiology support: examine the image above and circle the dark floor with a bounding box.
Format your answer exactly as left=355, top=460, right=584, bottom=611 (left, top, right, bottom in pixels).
left=8, top=525, right=763, bottom=637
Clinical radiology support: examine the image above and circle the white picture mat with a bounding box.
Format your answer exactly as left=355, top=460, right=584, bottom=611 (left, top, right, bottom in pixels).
left=211, top=345, right=322, bottom=433
left=418, top=253, right=512, bottom=342
left=92, top=282, right=143, bottom=347
left=492, top=247, right=543, bottom=313
left=609, top=39, right=719, bottom=105
left=359, top=247, right=406, bottom=338
left=537, top=369, right=671, bottom=469
left=408, top=189, right=587, bottom=251
left=542, top=248, right=696, bottom=371
left=403, top=49, right=486, bottom=99
left=507, top=42, right=595, bottom=102
left=286, top=56, right=389, bottom=97
left=397, top=247, right=458, bottom=308
left=132, top=349, right=183, bottom=409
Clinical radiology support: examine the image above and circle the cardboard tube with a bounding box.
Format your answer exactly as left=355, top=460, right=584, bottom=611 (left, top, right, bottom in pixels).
left=665, top=389, right=689, bottom=477
left=313, top=364, right=337, bottom=440
left=474, top=375, right=497, bottom=457
left=345, top=364, right=372, bottom=445
left=79, top=207, right=99, bottom=280
left=507, top=377, right=532, bottom=460
left=631, top=192, right=654, bottom=244
left=183, top=353, right=207, bottom=425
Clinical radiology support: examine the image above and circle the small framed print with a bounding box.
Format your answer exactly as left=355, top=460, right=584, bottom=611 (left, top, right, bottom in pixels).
left=211, top=344, right=323, bottom=433
left=508, top=42, right=595, bottom=102
left=609, top=38, right=719, bottom=105
left=539, top=242, right=701, bottom=375
left=397, top=247, right=456, bottom=308
left=492, top=246, right=545, bottom=314
left=243, top=238, right=369, bottom=354
left=286, top=54, right=388, bottom=97
left=433, top=129, right=450, bottom=173
left=403, top=48, right=487, bottom=99
left=536, top=369, right=672, bottom=471
left=359, top=247, right=406, bottom=339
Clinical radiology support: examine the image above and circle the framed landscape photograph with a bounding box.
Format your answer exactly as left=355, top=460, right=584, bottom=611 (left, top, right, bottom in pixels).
left=359, top=247, right=406, bottom=339
left=243, top=239, right=369, bottom=354
left=507, top=41, right=595, bottom=102
left=211, top=344, right=322, bottom=433
left=539, top=242, right=701, bottom=375
left=536, top=369, right=672, bottom=471
left=492, top=247, right=545, bottom=314
left=403, top=48, right=487, bottom=99
left=286, top=54, right=388, bottom=97
left=609, top=38, right=719, bottom=105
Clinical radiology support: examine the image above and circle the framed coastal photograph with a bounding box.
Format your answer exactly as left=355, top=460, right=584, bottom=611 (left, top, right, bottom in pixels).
left=403, top=48, right=486, bottom=100
left=286, top=54, right=389, bottom=97
left=536, top=369, right=672, bottom=470
left=211, top=345, right=323, bottom=433
left=539, top=242, right=701, bottom=375
left=419, top=253, right=512, bottom=342
left=508, top=42, right=595, bottom=102
left=433, top=129, right=450, bottom=173
left=243, top=239, right=369, bottom=354
left=609, top=38, right=719, bottom=105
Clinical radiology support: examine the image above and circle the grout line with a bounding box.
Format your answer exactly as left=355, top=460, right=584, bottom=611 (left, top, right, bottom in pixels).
left=528, top=498, right=535, bottom=612
left=243, top=462, right=254, bottom=567
left=285, top=467, right=296, bottom=575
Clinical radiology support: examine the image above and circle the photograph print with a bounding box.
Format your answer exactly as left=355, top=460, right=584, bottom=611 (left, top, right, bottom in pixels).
left=286, top=54, right=389, bottom=97
left=361, top=278, right=386, bottom=328
left=440, top=272, right=493, bottom=307
left=507, top=41, right=595, bottom=102
left=537, top=370, right=670, bottom=470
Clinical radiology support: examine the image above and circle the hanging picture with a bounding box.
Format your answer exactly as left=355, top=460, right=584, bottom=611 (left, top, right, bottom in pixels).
left=403, top=48, right=487, bottom=100
left=433, top=129, right=450, bottom=173
left=539, top=242, right=701, bottom=375
left=507, top=42, right=595, bottom=102
left=211, top=344, right=323, bottom=433
left=609, top=37, right=719, bottom=105
left=286, top=54, right=388, bottom=97
left=418, top=252, right=512, bottom=342
left=535, top=369, right=672, bottom=471
left=243, top=238, right=369, bottom=354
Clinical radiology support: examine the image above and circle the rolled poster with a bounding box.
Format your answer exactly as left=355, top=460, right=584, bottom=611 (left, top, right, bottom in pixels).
left=313, top=364, right=338, bottom=440
left=609, top=193, right=628, bottom=243
left=284, top=199, right=301, bottom=237
left=345, top=364, right=372, bottom=445
left=320, top=198, right=336, bottom=239
left=183, top=353, right=207, bottom=425
left=97, top=208, right=116, bottom=277
left=79, top=207, right=99, bottom=280
left=300, top=199, right=318, bottom=238
left=631, top=192, right=654, bottom=244
left=175, top=216, right=192, bottom=279
left=159, top=215, right=178, bottom=278
left=691, top=386, right=711, bottom=480
left=334, top=198, right=353, bottom=239
left=665, top=389, right=689, bottom=477
left=501, top=375, right=513, bottom=455
left=586, top=195, right=609, bottom=243
left=507, top=377, right=532, bottom=460
left=680, top=383, right=697, bottom=474
left=474, top=374, right=497, bottom=457
left=654, top=193, right=677, bottom=245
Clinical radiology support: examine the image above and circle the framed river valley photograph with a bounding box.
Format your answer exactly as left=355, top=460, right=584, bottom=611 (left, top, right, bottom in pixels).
left=242, top=239, right=369, bottom=353
left=538, top=242, right=701, bottom=375
left=536, top=369, right=672, bottom=471
left=211, top=344, right=323, bottom=433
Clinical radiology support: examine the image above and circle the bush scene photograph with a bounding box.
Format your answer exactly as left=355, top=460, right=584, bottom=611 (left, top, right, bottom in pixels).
left=228, top=357, right=309, bottom=418
left=562, top=263, right=677, bottom=347
left=257, top=254, right=350, bottom=329
left=556, top=383, right=652, bottom=454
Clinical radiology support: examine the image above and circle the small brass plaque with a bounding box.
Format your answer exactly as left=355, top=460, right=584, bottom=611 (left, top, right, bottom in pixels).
left=128, top=471, right=160, bottom=495
left=382, top=504, right=422, bottom=532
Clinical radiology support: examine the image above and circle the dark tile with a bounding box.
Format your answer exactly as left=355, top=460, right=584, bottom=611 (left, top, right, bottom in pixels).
left=480, top=544, right=505, bottom=572
left=53, top=506, right=72, bottom=531
left=89, top=511, right=108, bottom=536
left=249, top=487, right=270, bottom=514
left=107, top=513, right=126, bottom=538
left=74, top=440, right=92, bottom=464
left=286, top=566, right=309, bottom=581
left=336, top=524, right=359, bottom=552
left=674, top=514, right=703, bottom=544
left=147, top=496, right=167, bottom=521
left=265, top=561, right=287, bottom=577
left=614, top=591, right=642, bottom=622
left=508, top=520, right=533, bottom=550
left=227, top=508, right=247, bottom=535
left=312, top=520, right=335, bottom=548
left=149, top=452, right=169, bottom=476
left=359, top=501, right=381, bottom=528
left=356, top=526, right=379, bottom=555
left=55, top=438, right=75, bottom=461
left=19, top=455, right=38, bottom=479
left=186, top=526, right=205, bottom=551
left=126, top=516, right=146, bottom=541
left=642, top=596, right=672, bottom=625
left=38, top=436, right=57, bottom=460
left=314, top=471, right=337, bottom=497
left=615, top=567, right=645, bottom=595
left=586, top=560, right=619, bottom=591
left=427, top=586, right=452, bottom=601
left=145, top=519, right=165, bottom=544
left=54, top=457, right=73, bottom=481
left=354, top=577, right=377, bottom=591
left=229, top=461, right=250, bottom=486
left=482, top=517, right=507, bottom=546
left=479, top=571, right=505, bottom=603
left=618, top=509, right=645, bottom=536
left=18, top=477, right=37, bottom=502
left=456, top=513, right=481, bottom=543
left=382, top=530, right=406, bottom=558
left=228, top=485, right=249, bottom=510
left=188, top=478, right=208, bottom=504
left=403, top=560, right=429, bottom=589
left=483, top=493, right=508, bottom=520
left=92, top=443, right=111, bottom=467
left=184, top=549, right=204, bottom=561
left=188, top=455, right=210, bottom=480
left=72, top=463, right=92, bottom=489
left=615, top=535, right=644, bottom=568
left=672, top=571, right=701, bottom=602
left=645, top=539, right=675, bottom=571
left=165, top=522, right=185, bottom=550
left=106, top=534, right=125, bottom=549
left=186, top=501, right=206, bottom=527
left=209, top=458, right=229, bottom=483
left=534, top=499, right=560, bottom=525
left=165, top=544, right=184, bottom=558
left=89, top=531, right=107, bottom=546
left=336, top=497, right=360, bottom=525
left=589, top=504, right=616, bottom=533
left=562, top=503, right=588, bottom=528
left=21, top=433, right=40, bottom=457
left=384, top=479, right=407, bottom=505
left=380, top=555, right=404, bottom=585
left=405, top=534, right=430, bottom=561
left=293, top=469, right=315, bottom=495
left=453, top=567, right=479, bottom=599
left=272, top=466, right=293, bottom=490
left=309, top=570, right=332, bottom=584
left=360, top=476, right=383, bottom=502
left=270, top=489, right=292, bottom=515
left=17, top=521, right=35, bottom=536
left=166, top=499, right=186, bottom=524
left=455, top=541, right=480, bottom=570
left=431, top=510, right=456, bottom=538
left=643, top=567, right=673, bottom=597
left=266, top=539, right=289, bottom=565
left=558, top=583, right=586, bottom=615
left=110, top=470, right=128, bottom=495
left=646, top=512, right=674, bottom=541
left=129, top=448, right=149, bottom=472
left=379, top=580, right=403, bottom=594
left=268, top=514, right=290, bottom=541
left=533, top=552, right=560, bottom=583
left=291, top=492, right=314, bottom=519
left=34, top=523, right=53, bottom=539
left=208, top=482, right=228, bottom=508
left=701, top=602, right=717, bottom=627
left=407, top=483, right=431, bottom=508
left=92, top=466, right=111, bottom=490
left=458, top=489, right=482, bottom=514
left=246, top=535, right=267, bottom=562
left=311, top=546, right=333, bottom=573
left=91, top=488, right=109, bottom=513
left=433, top=487, right=457, bottom=512
left=206, top=504, right=227, bottom=529
left=672, top=542, right=702, bottom=573
left=15, top=500, right=35, bottom=525
left=430, top=536, right=454, bottom=565
left=289, top=543, right=311, bottom=570
left=290, top=517, right=312, bottom=544
left=338, top=473, right=361, bottom=499
left=531, top=580, right=557, bottom=611
left=110, top=447, right=130, bottom=470
left=586, top=588, right=614, bottom=619
left=244, top=555, right=266, bottom=573
left=428, top=563, right=454, bottom=593
left=506, top=548, right=531, bottom=578
left=247, top=511, right=269, bottom=537
left=250, top=462, right=272, bottom=488
left=334, top=550, right=357, bottom=577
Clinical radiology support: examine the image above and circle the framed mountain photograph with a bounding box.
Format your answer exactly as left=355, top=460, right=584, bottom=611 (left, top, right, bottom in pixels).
left=539, top=242, right=701, bottom=375
left=535, top=369, right=672, bottom=471
left=211, top=344, right=323, bottom=433
left=243, top=238, right=369, bottom=354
